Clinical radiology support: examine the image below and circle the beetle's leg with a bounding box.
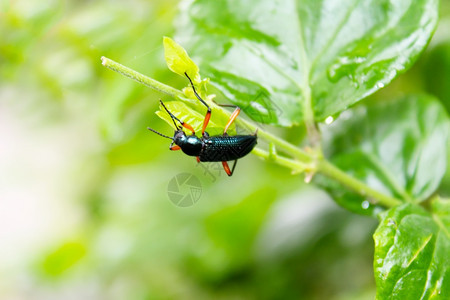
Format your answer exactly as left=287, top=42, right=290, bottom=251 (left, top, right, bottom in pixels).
left=184, top=72, right=211, bottom=136
left=223, top=106, right=240, bottom=135
left=196, top=156, right=200, bottom=163
left=213, top=103, right=241, bottom=135
left=160, top=100, right=196, bottom=135
left=169, top=112, right=195, bottom=135
left=180, top=121, right=195, bottom=135
left=222, top=160, right=238, bottom=176
left=230, top=160, right=238, bottom=175
left=201, top=110, right=211, bottom=136
left=169, top=139, right=181, bottom=151
left=222, top=161, right=232, bottom=176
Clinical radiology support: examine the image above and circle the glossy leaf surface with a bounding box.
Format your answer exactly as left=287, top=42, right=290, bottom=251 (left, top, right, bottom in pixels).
left=374, top=199, right=450, bottom=299
left=176, top=0, right=438, bottom=126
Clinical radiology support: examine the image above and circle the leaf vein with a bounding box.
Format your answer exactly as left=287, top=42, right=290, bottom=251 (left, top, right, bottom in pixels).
left=364, top=152, right=412, bottom=202
left=242, top=42, right=303, bottom=92
left=405, top=234, right=433, bottom=268
left=432, top=214, right=450, bottom=239
left=309, top=0, right=360, bottom=77
left=419, top=233, right=438, bottom=300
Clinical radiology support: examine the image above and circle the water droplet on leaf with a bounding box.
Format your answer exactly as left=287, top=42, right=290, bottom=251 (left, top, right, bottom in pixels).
left=388, top=219, right=396, bottom=227
left=361, top=200, right=370, bottom=209
left=304, top=172, right=314, bottom=183
left=324, top=116, right=334, bottom=125
left=327, top=56, right=366, bottom=84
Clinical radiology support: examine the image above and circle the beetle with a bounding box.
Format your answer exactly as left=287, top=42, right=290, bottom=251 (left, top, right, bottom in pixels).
left=147, top=72, right=257, bottom=176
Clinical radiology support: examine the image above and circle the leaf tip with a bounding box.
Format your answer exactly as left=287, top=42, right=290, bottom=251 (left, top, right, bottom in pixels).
left=163, top=36, right=200, bottom=82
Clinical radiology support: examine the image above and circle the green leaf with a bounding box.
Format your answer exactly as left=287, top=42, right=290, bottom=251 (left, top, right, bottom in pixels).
left=373, top=199, right=450, bottom=299
left=163, top=36, right=200, bottom=83
left=176, top=0, right=438, bottom=126
left=320, top=95, right=449, bottom=215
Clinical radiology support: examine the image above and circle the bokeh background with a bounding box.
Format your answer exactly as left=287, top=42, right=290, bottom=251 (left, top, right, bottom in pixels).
left=1, top=0, right=449, bottom=299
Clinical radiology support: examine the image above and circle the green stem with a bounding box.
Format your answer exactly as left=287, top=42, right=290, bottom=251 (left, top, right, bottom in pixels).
left=101, top=56, right=184, bottom=98
left=252, top=147, right=307, bottom=172
left=317, top=159, right=402, bottom=207
left=235, top=118, right=313, bottom=162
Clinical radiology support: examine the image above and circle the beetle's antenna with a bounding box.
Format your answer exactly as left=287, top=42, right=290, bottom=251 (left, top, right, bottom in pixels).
left=147, top=127, right=173, bottom=140
left=160, top=100, right=183, bottom=129
left=184, top=72, right=210, bottom=110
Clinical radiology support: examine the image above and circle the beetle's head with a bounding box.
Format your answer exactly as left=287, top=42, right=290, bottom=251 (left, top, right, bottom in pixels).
left=173, top=129, right=186, bottom=144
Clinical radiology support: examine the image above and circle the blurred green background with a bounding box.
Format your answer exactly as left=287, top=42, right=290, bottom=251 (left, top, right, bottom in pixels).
left=1, top=0, right=449, bottom=299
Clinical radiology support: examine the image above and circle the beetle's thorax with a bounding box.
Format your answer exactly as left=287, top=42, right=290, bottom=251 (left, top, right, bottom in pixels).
left=173, top=130, right=202, bottom=156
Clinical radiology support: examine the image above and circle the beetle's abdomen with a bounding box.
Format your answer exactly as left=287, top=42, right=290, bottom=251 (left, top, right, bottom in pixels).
left=199, top=135, right=257, bottom=162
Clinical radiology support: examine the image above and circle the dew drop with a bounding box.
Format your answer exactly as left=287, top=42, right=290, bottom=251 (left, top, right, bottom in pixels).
left=376, top=82, right=385, bottom=88
left=327, top=56, right=366, bottom=83
left=361, top=200, right=370, bottom=210
left=304, top=172, right=313, bottom=183
left=388, top=219, right=396, bottom=226
left=324, top=116, right=334, bottom=125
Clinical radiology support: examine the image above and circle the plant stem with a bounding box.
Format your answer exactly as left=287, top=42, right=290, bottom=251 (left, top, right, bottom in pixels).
left=317, top=159, right=402, bottom=207
left=252, top=147, right=307, bottom=172
left=235, top=118, right=313, bottom=162
left=101, top=56, right=184, bottom=98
